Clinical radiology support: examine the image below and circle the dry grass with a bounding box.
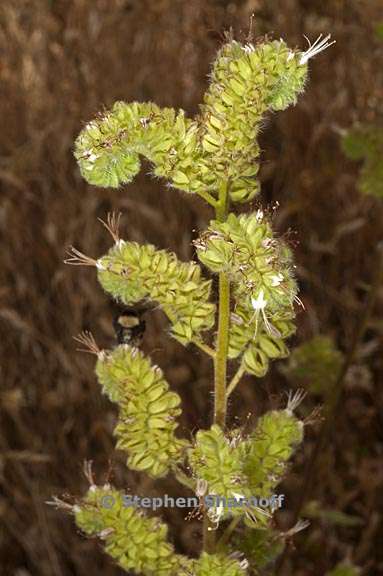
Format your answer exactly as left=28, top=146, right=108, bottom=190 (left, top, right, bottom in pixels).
left=0, top=1, right=382, bottom=574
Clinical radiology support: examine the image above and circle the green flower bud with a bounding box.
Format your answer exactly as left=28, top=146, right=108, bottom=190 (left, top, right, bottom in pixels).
left=188, top=425, right=245, bottom=507
left=240, top=402, right=304, bottom=499
left=97, top=240, right=215, bottom=345
left=199, top=40, right=309, bottom=202
left=75, top=486, right=193, bottom=575
left=194, top=552, right=248, bottom=575
left=75, top=36, right=333, bottom=204
left=96, top=345, right=188, bottom=477
left=232, top=528, right=284, bottom=571
left=195, top=211, right=298, bottom=374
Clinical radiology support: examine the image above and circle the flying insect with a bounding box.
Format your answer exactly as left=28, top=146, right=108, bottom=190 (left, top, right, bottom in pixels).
left=113, top=302, right=157, bottom=346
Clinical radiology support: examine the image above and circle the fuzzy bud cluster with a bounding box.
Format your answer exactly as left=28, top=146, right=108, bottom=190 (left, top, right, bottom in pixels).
left=75, top=486, right=192, bottom=575
left=96, top=345, right=188, bottom=477
left=97, top=240, right=215, bottom=344
left=189, top=403, right=303, bottom=525
left=200, top=40, right=307, bottom=202
left=188, top=424, right=245, bottom=508
left=239, top=408, right=303, bottom=513
left=194, top=552, right=248, bottom=576
left=195, top=212, right=297, bottom=376
left=74, top=40, right=308, bottom=204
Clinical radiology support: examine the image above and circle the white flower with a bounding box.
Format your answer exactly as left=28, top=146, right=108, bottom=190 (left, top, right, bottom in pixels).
left=250, top=289, right=281, bottom=337
left=255, top=208, right=264, bottom=222
left=85, top=120, right=98, bottom=132
left=299, top=34, right=336, bottom=66
left=87, top=152, right=99, bottom=163
left=96, top=259, right=106, bottom=271
left=231, top=492, right=245, bottom=502
left=271, top=273, right=284, bottom=286
left=208, top=502, right=225, bottom=527
left=251, top=289, right=267, bottom=311
left=116, top=239, right=126, bottom=249
left=243, top=42, right=255, bottom=54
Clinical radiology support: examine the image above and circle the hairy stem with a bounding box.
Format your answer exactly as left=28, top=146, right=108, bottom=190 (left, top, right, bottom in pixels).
left=213, top=180, right=230, bottom=429
left=214, top=182, right=230, bottom=428
left=214, top=273, right=230, bottom=427
left=203, top=181, right=231, bottom=554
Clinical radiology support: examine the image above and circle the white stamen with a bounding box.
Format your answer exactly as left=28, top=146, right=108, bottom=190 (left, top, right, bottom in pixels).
left=96, top=259, right=105, bottom=271
left=196, top=478, right=208, bottom=497
left=116, top=239, right=126, bottom=249
left=285, top=519, right=310, bottom=536
left=287, top=50, right=295, bottom=62
left=294, top=294, right=306, bottom=309
left=299, top=34, right=336, bottom=65
left=243, top=43, right=255, bottom=53
left=287, top=388, right=307, bottom=413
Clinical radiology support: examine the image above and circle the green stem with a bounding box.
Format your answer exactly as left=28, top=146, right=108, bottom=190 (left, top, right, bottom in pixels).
left=216, top=516, right=242, bottom=549
left=214, top=273, right=230, bottom=427
left=197, top=189, right=219, bottom=207
left=203, top=180, right=231, bottom=554
left=226, top=364, right=246, bottom=398
left=173, top=466, right=196, bottom=490
left=192, top=338, right=215, bottom=358
left=213, top=180, right=230, bottom=428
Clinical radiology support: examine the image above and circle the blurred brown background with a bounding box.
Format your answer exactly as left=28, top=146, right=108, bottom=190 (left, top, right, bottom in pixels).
left=1, top=1, right=382, bottom=575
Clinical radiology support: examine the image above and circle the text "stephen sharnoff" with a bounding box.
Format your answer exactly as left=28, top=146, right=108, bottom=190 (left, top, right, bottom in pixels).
left=101, top=494, right=285, bottom=511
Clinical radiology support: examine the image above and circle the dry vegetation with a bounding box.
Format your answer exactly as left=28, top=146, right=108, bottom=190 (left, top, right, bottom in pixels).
left=0, top=1, right=382, bottom=575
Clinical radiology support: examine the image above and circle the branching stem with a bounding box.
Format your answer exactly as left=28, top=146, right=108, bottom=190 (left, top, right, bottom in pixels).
left=216, top=516, right=242, bottom=549
left=192, top=339, right=215, bottom=358
left=197, top=189, right=219, bottom=207
left=226, top=364, right=246, bottom=398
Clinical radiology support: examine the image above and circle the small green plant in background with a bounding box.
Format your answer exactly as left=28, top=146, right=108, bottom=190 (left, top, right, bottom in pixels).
left=326, top=561, right=361, bottom=576
left=341, top=124, right=383, bottom=198
left=282, top=335, right=343, bottom=396
left=60, top=34, right=347, bottom=575
left=340, top=21, right=383, bottom=199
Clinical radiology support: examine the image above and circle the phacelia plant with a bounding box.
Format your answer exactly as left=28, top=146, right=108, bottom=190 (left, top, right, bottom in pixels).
left=63, top=33, right=335, bottom=575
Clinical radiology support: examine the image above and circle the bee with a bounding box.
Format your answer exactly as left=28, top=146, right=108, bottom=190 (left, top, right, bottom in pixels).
left=113, top=303, right=155, bottom=347
left=113, top=300, right=158, bottom=347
